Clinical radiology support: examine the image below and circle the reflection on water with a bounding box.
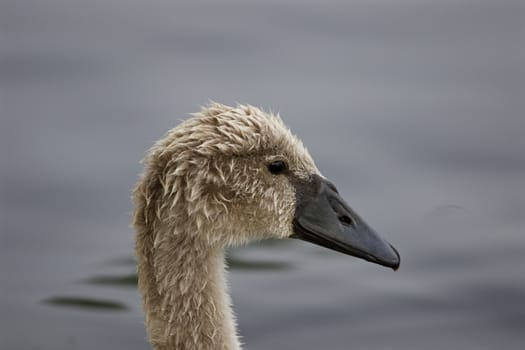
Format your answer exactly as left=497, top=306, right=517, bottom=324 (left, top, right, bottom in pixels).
left=227, top=255, right=292, bottom=271
left=43, top=249, right=292, bottom=313
left=82, top=273, right=138, bottom=288
left=43, top=297, right=127, bottom=311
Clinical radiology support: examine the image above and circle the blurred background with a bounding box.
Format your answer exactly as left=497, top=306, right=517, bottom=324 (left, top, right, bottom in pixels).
left=2, top=0, right=524, bottom=349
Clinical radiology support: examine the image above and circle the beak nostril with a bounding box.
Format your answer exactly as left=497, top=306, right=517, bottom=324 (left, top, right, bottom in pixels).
left=339, top=215, right=355, bottom=227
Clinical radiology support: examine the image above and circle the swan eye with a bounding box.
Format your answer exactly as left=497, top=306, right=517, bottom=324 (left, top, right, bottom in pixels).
left=268, top=160, right=288, bottom=175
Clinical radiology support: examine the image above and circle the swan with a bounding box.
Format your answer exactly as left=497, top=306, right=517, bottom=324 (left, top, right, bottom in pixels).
left=132, top=102, right=400, bottom=350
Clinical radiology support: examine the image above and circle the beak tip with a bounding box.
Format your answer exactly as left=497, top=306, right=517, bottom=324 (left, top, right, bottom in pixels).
left=388, top=244, right=401, bottom=271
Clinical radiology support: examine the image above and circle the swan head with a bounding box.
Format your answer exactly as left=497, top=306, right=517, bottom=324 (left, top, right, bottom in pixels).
left=134, top=102, right=399, bottom=270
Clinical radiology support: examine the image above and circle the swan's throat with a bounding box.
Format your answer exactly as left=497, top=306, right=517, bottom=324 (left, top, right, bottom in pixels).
left=137, top=234, right=240, bottom=350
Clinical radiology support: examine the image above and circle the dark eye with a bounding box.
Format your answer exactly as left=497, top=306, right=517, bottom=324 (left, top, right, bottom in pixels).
left=268, top=160, right=288, bottom=175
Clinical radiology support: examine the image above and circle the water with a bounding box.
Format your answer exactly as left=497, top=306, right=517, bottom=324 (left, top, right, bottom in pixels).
left=2, top=0, right=524, bottom=349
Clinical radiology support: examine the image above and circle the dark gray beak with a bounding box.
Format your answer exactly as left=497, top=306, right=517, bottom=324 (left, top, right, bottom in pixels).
left=292, top=176, right=400, bottom=270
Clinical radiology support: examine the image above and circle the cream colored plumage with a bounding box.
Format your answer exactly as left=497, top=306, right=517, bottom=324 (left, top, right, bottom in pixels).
left=132, top=102, right=400, bottom=350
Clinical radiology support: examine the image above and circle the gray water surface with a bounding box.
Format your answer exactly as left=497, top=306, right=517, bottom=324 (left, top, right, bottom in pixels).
left=2, top=0, right=524, bottom=349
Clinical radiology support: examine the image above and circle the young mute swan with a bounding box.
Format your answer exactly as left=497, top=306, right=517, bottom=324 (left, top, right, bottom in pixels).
left=133, top=103, right=400, bottom=350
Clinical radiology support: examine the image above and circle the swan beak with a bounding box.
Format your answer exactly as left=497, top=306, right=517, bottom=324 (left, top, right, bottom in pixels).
left=292, top=176, right=400, bottom=270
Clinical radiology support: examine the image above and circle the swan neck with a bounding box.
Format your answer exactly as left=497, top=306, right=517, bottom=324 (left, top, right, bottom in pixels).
left=137, top=235, right=240, bottom=350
